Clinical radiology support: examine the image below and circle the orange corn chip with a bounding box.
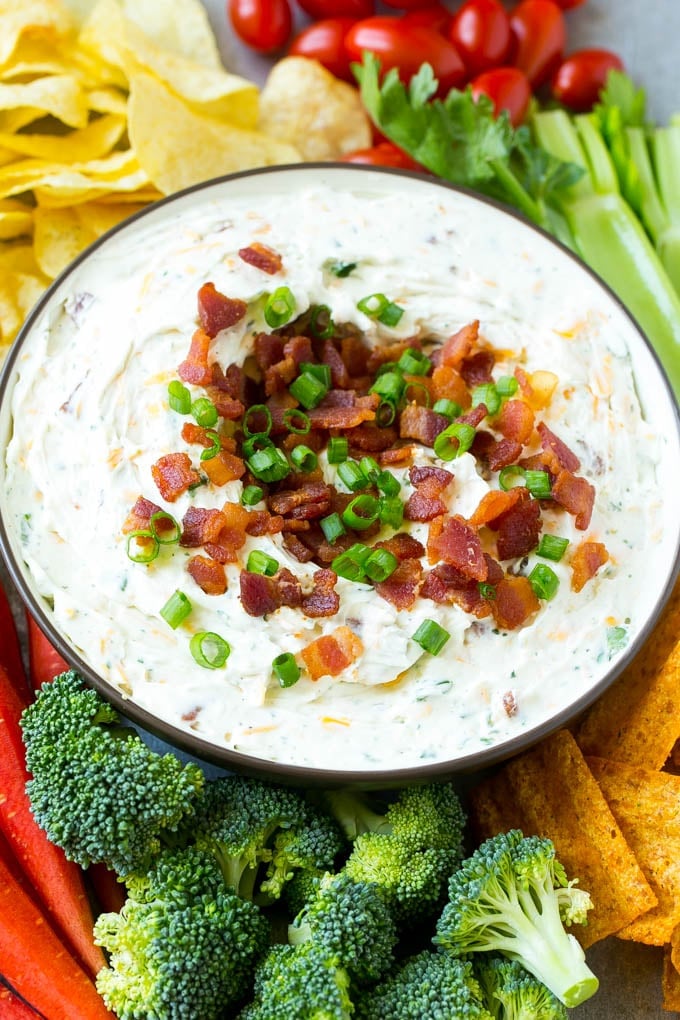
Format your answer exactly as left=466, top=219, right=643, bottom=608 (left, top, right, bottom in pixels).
left=575, top=579, right=680, bottom=770
left=662, top=944, right=680, bottom=1012
left=468, top=729, right=657, bottom=948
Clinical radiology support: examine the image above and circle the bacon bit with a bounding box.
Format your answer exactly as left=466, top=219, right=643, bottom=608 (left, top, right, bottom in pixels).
left=197, top=282, right=247, bottom=338
left=284, top=334, right=315, bottom=369
left=503, top=690, right=518, bottom=716
left=178, top=328, right=212, bottom=386
left=198, top=501, right=250, bottom=561
left=431, top=363, right=471, bottom=409
left=245, top=510, right=284, bottom=536
left=427, top=515, right=487, bottom=581
left=268, top=482, right=332, bottom=521
left=254, top=333, right=285, bottom=372
left=485, top=438, right=521, bottom=471
left=468, top=488, right=522, bottom=528
left=187, top=555, right=227, bottom=596
left=457, top=404, right=488, bottom=429
left=345, top=421, right=397, bottom=453
left=283, top=532, right=315, bottom=563
left=211, top=361, right=248, bottom=403
left=399, top=403, right=449, bottom=446
left=571, top=540, right=609, bottom=592
left=238, top=242, right=283, bottom=275
left=180, top=507, right=227, bottom=547
left=421, top=554, right=502, bottom=618
left=405, top=465, right=454, bottom=522
left=264, top=355, right=297, bottom=396
left=340, top=334, right=370, bottom=376
left=440, top=321, right=479, bottom=368
left=181, top=422, right=228, bottom=450
left=302, top=568, right=340, bottom=618
left=537, top=421, right=580, bottom=472
left=151, top=453, right=199, bottom=502
left=552, top=470, right=595, bottom=530
left=378, top=444, right=415, bottom=467
left=513, top=366, right=533, bottom=399
left=204, top=389, right=245, bottom=421
left=321, top=340, right=350, bottom=389
left=497, top=399, right=535, bottom=444
left=375, top=532, right=425, bottom=562
left=239, top=567, right=303, bottom=617
left=301, top=626, right=363, bottom=680
left=307, top=401, right=377, bottom=431
left=518, top=449, right=562, bottom=482
left=122, top=495, right=162, bottom=533
left=460, top=349, right=495, bottom=387
left=366, top=339, right=417, bottom=374
left=491, top=576, right=540, bottom=630
left=202, top=450, right=246, bottom=487
left=494, top=490, right=542, bottom=560
left=375, top=558, right=423, bottom=610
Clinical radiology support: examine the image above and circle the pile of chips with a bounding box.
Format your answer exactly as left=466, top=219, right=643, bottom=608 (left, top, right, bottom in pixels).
left=469, top=578, right=680, bottom=1010
left=0, top=0, right=371, bottom=360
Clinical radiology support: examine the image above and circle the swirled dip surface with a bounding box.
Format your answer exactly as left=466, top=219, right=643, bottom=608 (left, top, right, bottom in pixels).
left=3, top=173, right=676, bottom=771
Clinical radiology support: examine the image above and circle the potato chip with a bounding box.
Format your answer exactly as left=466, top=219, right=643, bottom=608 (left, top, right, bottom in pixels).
left=0, top=266, right=49, bottom=349
left=258, top=57, right=372, bottom=161
left=0, top=199, right=33, bottom=240
left=85, top=86, right=127, bottom=115
left=0, top=241, right=42, bottom=274
left=127, top=70, right=299, bottom=196
left=0, top=75, right=89, bottom=129
left=0, top=113, right=125, bottom=162
left=587, top=757, right=680, bottom=945
left=662, top=944, right=680, bottom=1012
left=0, top=0, right=74, bottom=66
left=575, top=578, right=680, bottom=770
left=0, top=36, right=75, bottom=80
left=33, top=205, right=95, bottom=277
left=0, top=108, right=44, bottom=134
left=468, top=728, right=657, bottom=948
left=75, top=199, right=144, bottom=236
left=0, top=149, right=148, bottom=202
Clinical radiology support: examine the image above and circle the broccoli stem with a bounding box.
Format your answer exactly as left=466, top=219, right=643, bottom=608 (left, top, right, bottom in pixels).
left=323, top=790, right=391, bottom=840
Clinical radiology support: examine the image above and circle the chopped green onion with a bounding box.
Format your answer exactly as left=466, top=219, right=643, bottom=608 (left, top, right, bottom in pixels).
left=126, top=529, right=159, bottom=563
left=432, top=398, right=462, bottom=419
left=357, top=292, right=389, bottom=317
left=290, top=444, right=318, bottom=472
left=309, top=304, right=335, bottom=339
left=247, top=550, right=279, bottom=576
left=537, top=534, right=569, bottom=562
left=378, top=301, right=404, bottom=327
left=529, top=563, right=560, bottom=600
left=412, top=618, right=450, bottom=656
left=525, top=470, right=552, bottom=499
left=189, top=631, right=231, bottom=669
left=289, top=371, right=328, bottom=409
left=328, top=260, right=356, bottom=278
left=342, top=494, right=381, bottom=530
left=359, top=456, right=380, bottom=482
left=397, top=348, right=431, bottom=375
left=283, top=408, right=310, bottom=434
left=378, top=496, right=404, bottom=530
left=272, top=652, right=300, bottom=688
left=331, top=543, right=370, bottom=581
left=168, top=380, right=191, bottom=414
left=404, top=381, right=431, bottom=407
left=433, top=422, right=476, bottom=460
left=471, top=383, right=501, bottom=416
left=495, top=375, right=519, bottom=398
left=320, top=512, right=346, bottom=544
left=241, top=485, right=264, bottom=506
left=376, top=400, right=397, bottom=427
left=149, top=510, right=180, bottom=545
left=264, top=286, right=296, bottom=328
left=364, top=548, right=398, bottom=583
left=478, top=582, right=497, bottom=600
left=376, top=470, right=401, bottom=497
left=242, top=435, right=274, bottom=459
left=243, top=404, right=272, bottom=438
left=498, top=465, right=526, bottom=491
left=247, top=446, right=290, bottom=482
left=199, top=430, right=221, bottom=462
left=327, top=436, right=349, bottom=464
left=300, top=362, right=332, bottom=388
left=370, top=370, right=404, bottom=404
left=160, top=590, right=192, bottom=629
left=337, top=459, right=368, bottom=492
left=191, top=397, right=218, bottom=428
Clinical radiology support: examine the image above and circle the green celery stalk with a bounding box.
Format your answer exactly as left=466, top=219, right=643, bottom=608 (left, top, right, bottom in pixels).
left=533, top=109, right=680, bottom=399
left=652, top=124, right=680, bottom=292
left=625, top=126, right=669, bottom=240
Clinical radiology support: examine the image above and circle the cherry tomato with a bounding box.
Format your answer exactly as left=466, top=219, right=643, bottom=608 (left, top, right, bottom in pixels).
left=400, top=5, right=451, bottom=34
left=228, top=0, right=292, bottom=53
left=551, top=48, right=624, bottom=111
left=288, top=18, right=356, bottom=80
left=470, top=66, right=532, bottom=125
left=339, top=142, right=426, bottom=172
left=552, top=0, right=587, bottom=8
left=345, top=17, right=467, bottom=96
left=509, top=0, right=566, bottom=88
left=449, top=0, right=511, bottom=78
left=382, top=0, right=439, bottom=8
left=296, top=0, right=374, bottom=19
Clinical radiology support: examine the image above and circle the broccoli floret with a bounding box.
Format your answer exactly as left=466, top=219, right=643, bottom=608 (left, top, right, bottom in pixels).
left=260, top=805, right=347, bottom=901
left=20, top=671, right=204, bottom=876
left=238, top=943, right=353, bottom=1020
left=94, top=846, right=269, bottom=1020
left=477, top=956, right=568, bottom=1019
left=283, top=867, right=325, bottom=918
left=355, top=950, right=494, bottom=1020
left=434, top=830, right=599, bottom=1008
left=288, top=871, right=397, bottom=983
left=325, top=782, right=466, bottom=850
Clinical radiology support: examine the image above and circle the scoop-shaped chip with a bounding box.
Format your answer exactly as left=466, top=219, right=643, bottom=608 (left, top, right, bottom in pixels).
left=0, top=0, right=74, bottom=65
left=259, top=56, right=372, bottom=161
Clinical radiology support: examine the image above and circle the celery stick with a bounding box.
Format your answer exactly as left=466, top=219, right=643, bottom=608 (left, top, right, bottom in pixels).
left=652, top=125, right=680, bottom=292
left=625, top=126, right=669, bottom=240
left=531, top=110, right=593, bottom=199
left=575, top=115, right=620, bottom=195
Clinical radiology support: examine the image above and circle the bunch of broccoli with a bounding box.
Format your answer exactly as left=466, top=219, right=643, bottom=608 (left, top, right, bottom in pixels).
left=20, top=672, right=599, bottom=1019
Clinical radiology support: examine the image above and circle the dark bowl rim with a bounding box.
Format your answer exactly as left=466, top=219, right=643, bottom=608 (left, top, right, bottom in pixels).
left=1, top=162, right=679, bottom=786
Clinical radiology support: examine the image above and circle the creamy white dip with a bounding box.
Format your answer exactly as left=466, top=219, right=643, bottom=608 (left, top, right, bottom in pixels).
left=3, top=172, right=676, bottom=771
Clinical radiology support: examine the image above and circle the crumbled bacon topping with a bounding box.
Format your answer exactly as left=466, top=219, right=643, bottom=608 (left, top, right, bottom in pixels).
left=151, top=453, right=199, bottom=502
left=405, top=465, right=454, bottom=522
left=187, top=555, right=227, bottom=596
left=552, top=470, right=595, bottom=530
left=178, top=329, right=213, bottom=386
left=571, top=540, right=609, bottom=592
left=238, top=242, right=283, bottom=275
left=197, top=282, right=247, bottom=338
left=427, top=515, right=488, bottom=581
left=300, top=627, right=364, bottom=680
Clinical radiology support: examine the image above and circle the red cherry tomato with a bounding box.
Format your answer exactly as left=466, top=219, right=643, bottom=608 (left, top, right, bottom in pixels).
left=470, top=66, right=532, bottom=125
left=296, top=0, right=374, bottom=19
left=288, top=18, right=356, bottom=80
left=345, top=17, right=467, bottom=96
left=400, top=5, right=451, bottom=34
left=552, top=0, right=587, bottom=8
left=509, top=0, right=566, bottom=88
left=382, top=0, right=439, bottom=8
left=551, top=48, right=624, bottom=111
left=339, top=142, right=426, bottom=171
left=449, top=0, right=511, bottom=77
left=228, top=0, right=292, bottom=53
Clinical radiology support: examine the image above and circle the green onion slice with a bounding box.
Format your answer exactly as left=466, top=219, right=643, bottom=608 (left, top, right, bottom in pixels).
left=376, top=470, right=401, bottom=497
left=397, top=348, right=431, bottom=375
left=359, top=456, right=380, bottom=482
left=528, top=563, right=560, bottom=600
left=327, top=436, right=348, bottom=464
left=290, top=444, right=318, bottom=472
left=272, top=652, right=300, bottom=688
left=495, top=375, right=519, bottom=398
left=289, top=371, right=328, bottom=410
left=378, top=301, right=404, bottom=327
left=309, top=304, right=335, bottom=339
left=264, top=286, right=296, bottom=328
left=364, top=548, right=398, bottom=583
left=283, top=408, right=311, bottom=434
left=432, top=398, right=462, bottom=419
left=498, top=465, right=527, bottom=491
left=342, top=494, right=380, bottom=530
left=478, top=582, right=497, bottom=600
left=357, top=292, right=388, bottom=318
left=370, top=370, right=404, bottom=404
left=199, top=430, right=221, bottom=462
left=378, top=496, right=404, bottom=530
left=189, top=631, right=231, bottom=669
left=433, top=422, right=476, bottom=460
left=243, top=404, right=272, bottom=438
left=168, top=380, right=191, bottom=414
left=242, top=435, right=274, bottom=459
left=247, top=550, right=279, bottom=576
left=337, top=460, right=368, bottom=492
left=241, top=485, right=264, bottom=506
left=525, top=470, right=552, bottom=499
left=160, top=590, right=192, bottom=629
left=376, top=400, right=397, bottom=427
left=247, top=446, right=290, bottom=483
left=300, top=362, right=332, bottom=388
left=471, top=383, right=501, bottom=416
left=537, top=534, right=569, bottom=562
left=191, top=397, right=218, bottom=428
left=149, top=511, right=181, bottom=545
left=331, top=543, right=370, bottom=581
left=126, top=529, right=159, bottom=563
left=327, top=259, right=356, bottom=278
left=412, top=618, right=450, bottom=656
left=404, top=381, right=431, bottom=407
left=320, top=512, right=346, bottom=544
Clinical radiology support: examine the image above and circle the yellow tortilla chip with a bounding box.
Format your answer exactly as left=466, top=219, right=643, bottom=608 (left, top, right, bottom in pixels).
left=587, top=757, right=680, bottom=945
left=575, top=578, right=680, bottom=769
left=0, top=200, right=33, bottom=240
left=259, top=57, right=372, bottom=161
left=663, top=943, right=680, bottom=1012
left=468, top=728, right=657, bottom=948
left=0, top=114, right=125, bottom=162
left=0, top=0, right=74, bottom=66
left=33, top=205, right=96, bottom=277
left=127, top=70, right=299, bottom=196
left=0, top=75, right=89, bottom=129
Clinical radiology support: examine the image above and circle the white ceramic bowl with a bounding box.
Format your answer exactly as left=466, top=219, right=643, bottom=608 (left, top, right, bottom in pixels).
left=1, top=165, right=678, bottom=783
